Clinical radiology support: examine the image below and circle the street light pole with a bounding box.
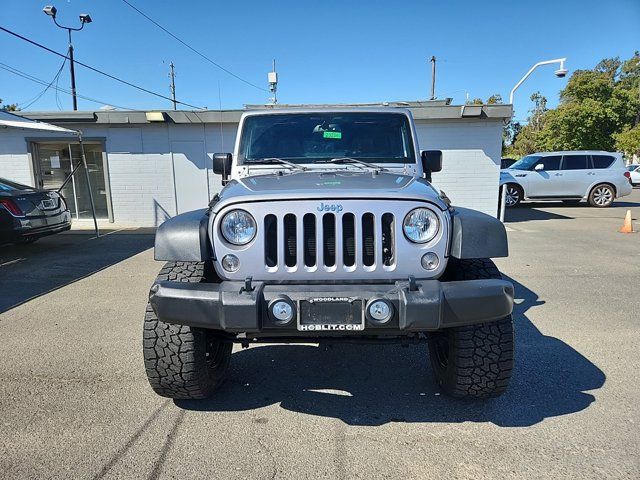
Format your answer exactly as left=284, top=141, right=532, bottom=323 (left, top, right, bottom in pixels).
left=43, top=5, right=92, bottom=111
left=509, top=57, right=567, bottom=105
left=67, top=28, right=78, bottom=110
left=500, top=57, right=568, bottom=222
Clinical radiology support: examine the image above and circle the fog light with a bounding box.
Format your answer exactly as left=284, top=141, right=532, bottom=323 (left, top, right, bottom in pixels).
left=366, top=299, right=393, bottom=323
left=221, top=254, right=240, bottom=272
left=421, top=252, right=439, bottom=271
left=269, top=298, right=294, bottom=324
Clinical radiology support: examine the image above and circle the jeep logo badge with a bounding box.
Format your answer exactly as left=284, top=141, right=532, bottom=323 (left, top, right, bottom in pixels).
left=317, top=202, right=343, bottom=213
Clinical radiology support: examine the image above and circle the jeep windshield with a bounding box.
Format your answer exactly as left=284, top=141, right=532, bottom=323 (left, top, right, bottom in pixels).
left=238, top=112, right=416, bottom=165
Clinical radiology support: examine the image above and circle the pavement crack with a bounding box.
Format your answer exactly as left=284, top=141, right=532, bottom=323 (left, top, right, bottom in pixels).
left=92, top=400, right=170, bottom=480
left=147, top=409, right=186, bottom=480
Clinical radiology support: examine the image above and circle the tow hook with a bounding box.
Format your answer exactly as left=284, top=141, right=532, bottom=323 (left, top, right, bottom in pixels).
left=241, top=276, right=254, bottom=293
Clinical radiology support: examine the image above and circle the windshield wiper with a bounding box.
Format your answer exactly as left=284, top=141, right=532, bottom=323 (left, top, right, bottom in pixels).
left=244, top=157, right=307, bottom=171
left=328, top=157, right=388, bottom=172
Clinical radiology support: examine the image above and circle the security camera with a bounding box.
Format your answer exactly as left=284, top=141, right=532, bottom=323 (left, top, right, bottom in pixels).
left=79, top=13, right=92, bottom=24
left=555, top=68, right=568, bottom=78
left=42, top=5, right=57, bottom=18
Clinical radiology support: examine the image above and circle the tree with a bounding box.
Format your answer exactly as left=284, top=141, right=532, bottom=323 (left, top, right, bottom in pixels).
left=487, top=94, right=503, bottom=105
left=506, top=92, right=548, bottom=156
left=0, top=98, right=18, bottom=111
left=615, top=125, right=640, bottom=160
left=509, top=52, right=640, bottom=158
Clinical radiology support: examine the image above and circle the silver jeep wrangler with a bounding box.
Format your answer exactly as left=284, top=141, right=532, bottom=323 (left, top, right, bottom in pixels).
left=144, top=108, right=514, bottom=400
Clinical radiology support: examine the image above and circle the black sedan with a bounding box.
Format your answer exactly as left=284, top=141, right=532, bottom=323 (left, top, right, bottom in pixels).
left=0, top=177, right=71, bottom=245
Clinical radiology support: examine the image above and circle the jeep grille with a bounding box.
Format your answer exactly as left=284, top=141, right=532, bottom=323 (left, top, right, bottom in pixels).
left=263, top=211, right=396, bottom=270
left=211, top=199, right=449, bottom=281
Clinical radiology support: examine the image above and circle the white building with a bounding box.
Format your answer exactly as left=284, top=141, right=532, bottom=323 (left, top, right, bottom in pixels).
left=0, top=101, right=512, bottom=226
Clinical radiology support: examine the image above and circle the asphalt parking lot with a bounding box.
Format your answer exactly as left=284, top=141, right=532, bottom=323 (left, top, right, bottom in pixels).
left=1, top=190, right=639, bottom=479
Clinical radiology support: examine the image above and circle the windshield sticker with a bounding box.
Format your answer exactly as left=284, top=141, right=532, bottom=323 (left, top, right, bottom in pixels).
left=323, top=131, right=342, bottom=139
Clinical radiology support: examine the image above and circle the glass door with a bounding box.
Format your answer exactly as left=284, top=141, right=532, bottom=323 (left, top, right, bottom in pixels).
left=33, top=141, right=111, bottom=220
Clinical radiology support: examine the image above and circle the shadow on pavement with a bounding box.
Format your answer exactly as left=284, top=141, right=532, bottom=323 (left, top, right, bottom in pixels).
left=505, top=207, right=573, bottom=223
left=505, top=197, right=640, bottom=223
left=177, top=276, right=606, bottom=427
left=0, top=230, right=154, bottom=314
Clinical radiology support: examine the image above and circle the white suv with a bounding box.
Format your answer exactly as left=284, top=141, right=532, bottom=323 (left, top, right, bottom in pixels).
left=500, top=151, right=633, bottom=208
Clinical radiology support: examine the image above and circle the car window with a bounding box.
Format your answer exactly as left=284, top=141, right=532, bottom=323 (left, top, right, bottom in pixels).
left=562, top=155, right=589, bottom=170
left=592, top=155, right=615, bottom=169
left=533, top=156, right=561, bottom=171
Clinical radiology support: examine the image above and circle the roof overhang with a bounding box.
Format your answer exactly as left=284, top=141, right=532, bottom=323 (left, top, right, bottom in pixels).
left=19, top=101, right=513, bottom=125
left=0, top=110, right=78, bottom=134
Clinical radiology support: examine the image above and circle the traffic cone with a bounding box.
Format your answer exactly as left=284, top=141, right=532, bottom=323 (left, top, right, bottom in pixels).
left=619, top=210, right=636, bottom=233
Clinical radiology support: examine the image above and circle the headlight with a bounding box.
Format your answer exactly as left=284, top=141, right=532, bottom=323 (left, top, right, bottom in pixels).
left=220, top=209, right=256, bottom=245
left=403, top=208, right=439, bottom=243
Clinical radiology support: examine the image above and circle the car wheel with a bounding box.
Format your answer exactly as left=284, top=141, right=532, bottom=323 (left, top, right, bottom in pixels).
left=504, top=183, right=523, bottom=207
left=143, top=261, right=232, bottom=400
left=428, top=259, right=514, bottom=399
left=588, top=184, right=615, bottom=208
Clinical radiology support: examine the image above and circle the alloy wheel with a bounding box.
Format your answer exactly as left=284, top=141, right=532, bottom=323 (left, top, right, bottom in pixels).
left=593, top=187, right=613, bottom=206
left=505, top=186, right=520, bottom=206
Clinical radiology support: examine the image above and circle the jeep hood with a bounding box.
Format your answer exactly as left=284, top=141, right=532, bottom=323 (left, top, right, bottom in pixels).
left=211, top=171, right=447, bottom=213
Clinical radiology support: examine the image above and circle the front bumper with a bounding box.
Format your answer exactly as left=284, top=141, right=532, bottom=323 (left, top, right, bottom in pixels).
left=149, top=279, right=514, bottom=336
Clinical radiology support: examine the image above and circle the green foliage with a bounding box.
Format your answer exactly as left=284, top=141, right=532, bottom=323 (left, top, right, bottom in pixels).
left=509, top=52, right=640, bottom=159
left=614, top=125, right=640, bottom=157
left=0, top=98, right=19, bottom=111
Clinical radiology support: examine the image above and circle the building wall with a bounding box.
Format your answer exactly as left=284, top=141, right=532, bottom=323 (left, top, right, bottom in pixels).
left=414, top=119, right=503, bottom=216
left=0, top=129, right=35, bottom=186
left=0, top=117, right=501, bottom=225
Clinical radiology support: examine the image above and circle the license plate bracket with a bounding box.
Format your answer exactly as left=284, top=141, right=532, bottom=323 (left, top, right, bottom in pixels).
left=298, top=298, right=364, bottom=331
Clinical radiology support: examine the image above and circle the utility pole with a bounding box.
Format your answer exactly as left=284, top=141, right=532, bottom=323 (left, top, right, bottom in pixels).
left=429, top=56, right=436, bottom=100
left=67, top=29, right=77, bottom=110
left=268, top=59, right=278, bottom=105
left=169, top=62, right=177, bottom=110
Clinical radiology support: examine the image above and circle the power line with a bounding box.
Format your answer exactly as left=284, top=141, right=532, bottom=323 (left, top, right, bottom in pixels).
left=0, top=25, right=206, bottom=109
left=21, top=57, right=67, bottom=109
left=0, top=62, right=135, bottom=110
left=120, top=0, right=268, bottom=92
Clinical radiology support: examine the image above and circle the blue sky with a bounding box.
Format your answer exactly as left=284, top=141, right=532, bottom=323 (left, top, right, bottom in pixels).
left=1, top=0, right=638, bottom=122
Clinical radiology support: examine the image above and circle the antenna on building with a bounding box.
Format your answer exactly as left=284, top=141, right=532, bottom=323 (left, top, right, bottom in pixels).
left=429, top=56, right=436, bottom=100
left=268, top=59, right=278, bottom=104
left=169, top=62, right=177, bottom=110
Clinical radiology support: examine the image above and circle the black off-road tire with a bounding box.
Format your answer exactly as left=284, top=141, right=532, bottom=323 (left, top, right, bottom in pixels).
left=428, top=258, right=514, bottom=399
left=143, top=261, right=232, bottom=399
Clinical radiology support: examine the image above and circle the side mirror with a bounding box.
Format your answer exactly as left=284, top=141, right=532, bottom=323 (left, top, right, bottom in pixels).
left=534, top=163, right=544, bottom=171
left=421, top=150, right=442, bottom=181
left=213, top=153, right=233, bottom=184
